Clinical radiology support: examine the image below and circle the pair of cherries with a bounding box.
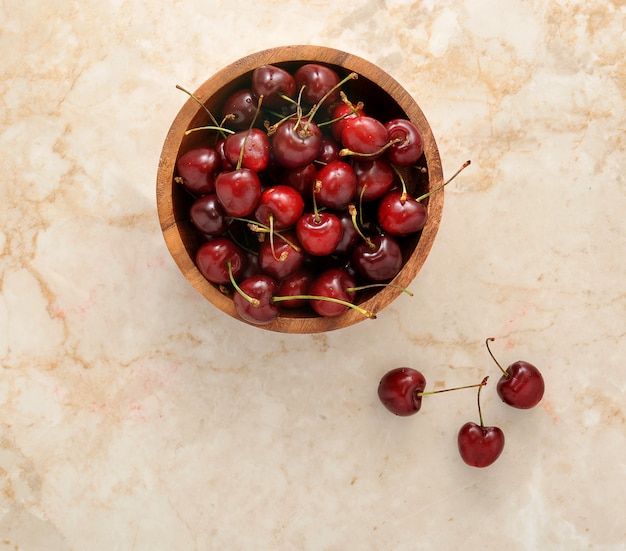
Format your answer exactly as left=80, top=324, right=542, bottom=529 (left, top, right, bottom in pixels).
left=175, top=62, right=450, bottom=325
left=377, top=338, right=545, bottom=468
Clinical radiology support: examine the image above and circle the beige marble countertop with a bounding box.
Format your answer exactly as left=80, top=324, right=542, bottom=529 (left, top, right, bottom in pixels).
left=2, top=1, right=625, bottom=549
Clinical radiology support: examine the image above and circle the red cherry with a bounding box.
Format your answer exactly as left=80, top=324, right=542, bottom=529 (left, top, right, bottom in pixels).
left=258, top=232, right=304, bottom=280
left=232, top=274, right=280, bottom=325
left=214, top=168, right=262, bottom=217
left=251, top=65, right=296, bottom=107
left=275, top=269, right=314, bottom=309
left=220, top=89, right=258, bottom=131
left=195, top=237, right=247, bottom=284
left=175, top=147, right=221, bottom=195
left=272, top=118, right=323, bottom=169
left=340, top=116, right=389, bottom=160
left=384, top=119, right=424, bottom=166
left=351, top=233, right=403, bottom=282
left=314, top=160, right=357, bottom=210
left=308, top=268, right=356, bottom=317
left=330, top=102, right=365, bottom=142
left=352, top=157, right=395, bottom=202
left=377, top=368, right=426, bottom=416
left=317, top=135, right=342, bottom=164
left=279, top=163, right=317, bottom=198
left=190, top=194, right=231, bottom=236
left=254, top=185, right=305, bottom=230
left=377, top=190, right=427, bottom=236
left=458, top=377, right=505, bottom=468
left=295, top=211, right=343, bottom=256
left=224, top=128, right=270, bottom=173
left=486, top=338, right=545, bottom=409
left=293, top=63, right=341, bottom=106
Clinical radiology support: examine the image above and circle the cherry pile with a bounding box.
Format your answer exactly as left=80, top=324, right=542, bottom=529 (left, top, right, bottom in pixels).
left=377, top=337, right=545, bottom=468
left=174, top=62, right=453, bottom=325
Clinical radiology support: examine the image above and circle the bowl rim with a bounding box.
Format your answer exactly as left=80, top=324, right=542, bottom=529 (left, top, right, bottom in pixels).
left=156, top=45, right=443, bottom=334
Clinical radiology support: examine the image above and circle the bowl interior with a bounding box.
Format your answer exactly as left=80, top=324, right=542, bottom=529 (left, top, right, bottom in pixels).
left=157, top=45, right=443, bottom=333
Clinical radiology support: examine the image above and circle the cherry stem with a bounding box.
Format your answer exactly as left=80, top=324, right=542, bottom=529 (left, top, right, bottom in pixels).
left=348, top=204, right=374, bottom=249
left=229, top=217, right=301, bottom=252
left=346, top=283, right=414, bottom=297
left=304, top=72, right=358, bottom=126
left=176, top=84, right=230, bottom=139
left=414, top=160, right=471, bottom=202
left=267, top=215, right=287, bottom=261
left=226, top=260, right=259, bottom=307
left=312, top=181, right=322, bottom=224
left=271, top=294, right=376, bottom=319
left=184, top=125, right=234, bottom=136
left=476, top=376, right=490, bottom=427
left=485, top=337, right=508, bottom=377
left=339, top=137, right=402, bottom=159
left=390, top=164, right=409, bottom=203
left=417, top=377, right=487, bottom=397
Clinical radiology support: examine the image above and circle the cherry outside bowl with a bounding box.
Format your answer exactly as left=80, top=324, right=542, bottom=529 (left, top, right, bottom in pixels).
left=156, top=45, right=444, bottom=334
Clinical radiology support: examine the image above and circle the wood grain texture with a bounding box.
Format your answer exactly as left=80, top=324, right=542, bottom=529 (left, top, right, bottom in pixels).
left=156, top=45, right=443, bottom=333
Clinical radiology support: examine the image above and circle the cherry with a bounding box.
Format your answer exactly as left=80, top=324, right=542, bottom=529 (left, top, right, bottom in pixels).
left=293, top=63, right=341, bottom=106
left=216, top=139, right=235, bottom=171
left=307, top=268, right=357, bottom=317
left=251, top=65, right=296, bottom=107
left=254, top=185, right=305, bottom=230
left=384, top=119, right=424, bottom=166
left=272, top=118, right=323, bottom=169
left=279, top=163, right=317, bottom=198
left=223, top=128, right=271, bottom=173
left=196, top=237, right=247, bottom=284
left=190, top=193, right=231, bottom=236
left=275, top=269, right=314, bottom=309
left=258, top=232, right=304, bottom=280
left=334, top=210, right=360, bottom=256
left=458, top=377, right=505, bottom=468
left=214, top=168, right=262, bottom=217
left=351, top=233, right=403, bottom=282
left=314, top=160, right=357, bottom=210
left=175, top=147, right=221, bottom=195
left=340, top=116, right=390, bottom=160
left=296, top=211, right=343, bottom=256
left=231, top=273, right=280, bottom=325
left=378, top=368, right=487, bottom=417
left=352, top=157, right=395, bottom=202
left=377, top=190, right=427, bottom=236
left=330, top=100, right=365, bottom=142
left=486, top=337, right=545, bottom=409
left=317, top=135, right=342, bottom=164
left=221, top=88, right=258, bottom=131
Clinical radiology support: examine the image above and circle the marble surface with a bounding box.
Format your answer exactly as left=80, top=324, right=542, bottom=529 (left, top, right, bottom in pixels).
left=1, top=0, right=625, bottom=549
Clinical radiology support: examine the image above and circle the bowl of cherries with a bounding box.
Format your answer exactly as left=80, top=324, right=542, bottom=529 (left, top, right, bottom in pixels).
left=157, top=45, right=454, bottom=333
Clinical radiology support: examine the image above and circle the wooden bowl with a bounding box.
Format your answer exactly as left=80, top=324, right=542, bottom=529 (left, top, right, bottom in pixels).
left=156, top=45, right=443, bottom=333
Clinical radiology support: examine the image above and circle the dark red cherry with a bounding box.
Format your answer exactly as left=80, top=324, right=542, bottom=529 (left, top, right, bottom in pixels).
left=195, top=237, right=247, bottom=284
left=214, top=168, right=262, bottom=217
left=384, top=119, right=424, bottom=166
left=275, top=269, right=314, bottom=309
left=175, top=147, right=221, bottom=195
left=351, top=233, right=403, bottom=282
left=296, top=212, right=343, bottom=256
left=233, top=274, right=279, bottom=325
left=330, top=102, right=365, bottom=142
left=279, top=163, right=317, bottom=198
left=224, top=128, right=271, bottom=172
left=190, top=194, right=231, bottom=236
left=314, top=160, right=357, bottom=210
left=308, top=268, right=356, bottom=317
left=377, top=368, right=426, bottom=416
left=353, top=157, right=395, bottom=202
left=258, top=232, right=305, bottom=280
left=341, top=116, right=389, bottom=160
left=251, top=65, right=296, bottom=107
left=220, top=89, right=258, bottom=131
left=272, top=118, right=323, bottom=169
left=317, top=135, right=342, bottom=164
left=293, top=63, right=341, bottom=106
left=377, top=190, right=427, bottom=236
left=458, top=423, right=505, bottom=468
left=254, top=185, right=305, bottom=230
left=334, top=210, right=360, bottom=256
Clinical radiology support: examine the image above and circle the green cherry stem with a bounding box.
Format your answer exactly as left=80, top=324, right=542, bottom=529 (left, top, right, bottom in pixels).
left=226, top=260, right=259, bottom=306
left=304, top=72, right=358, bottom=127
left=485, top=337, right=509, bottom=378
left=417, top=376, right=488, bottom=398
left=348, top=204, right=374, bottom=249
left=476, top=376, right=490, bottom=427
left=346, top=283, right=414, bottom=297
left=271, top=294, right=377, bottom=319
left=414, top=160, right=471, bottom=202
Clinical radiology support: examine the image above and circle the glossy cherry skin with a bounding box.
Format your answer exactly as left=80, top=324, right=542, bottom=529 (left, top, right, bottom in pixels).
left=214, top=168, right=262, bottom=217
left=458, top=423, right=505, bottom=468
left=293, top=63, right=341, bottom=106
left=377, top=368, right=426, bottom=416
left=279, top=163, right=317, bottom=198
left=377, top=190, right=427, bottom=236
left=221, top=88, right=258, bottom=131
left=195, top=237, right=247, bottom=284
left=330, top=103, right=365, bottom=142
left=258, top=232, right=305, bottom=280
left=496, top=361, right=545, bottom=409
left=251, top=65, right=296, bottom=107
left=296, top=212, right=343, bottom=256
left=224, top=128, right=270, bottom=173
left=341, top=116, right=389, bottom=160
left=272, top=118, right=323, bottom=169
left=384, top=119, right=424, bottom=166
left=175, top=147, right=221, bottom=195
left=317, top=135, right=342, bottom=164
left=190, top=194, right=231, bottom=236
left=254, top=185, right=305, bottom=230
left=351, top=234, right=403, bottom=282
left=275, top=269, right=314, bottom=309
left=314, top=160, right=357, bottom=210
left=308, top=268, right=356, bottom=317
left=233, top=275, right=279, bottom=325
left=352, top=157, right=395, bottom=202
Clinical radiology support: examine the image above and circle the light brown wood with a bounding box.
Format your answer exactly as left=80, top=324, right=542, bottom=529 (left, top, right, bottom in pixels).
left=156, top=45, right=443, bottom=333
